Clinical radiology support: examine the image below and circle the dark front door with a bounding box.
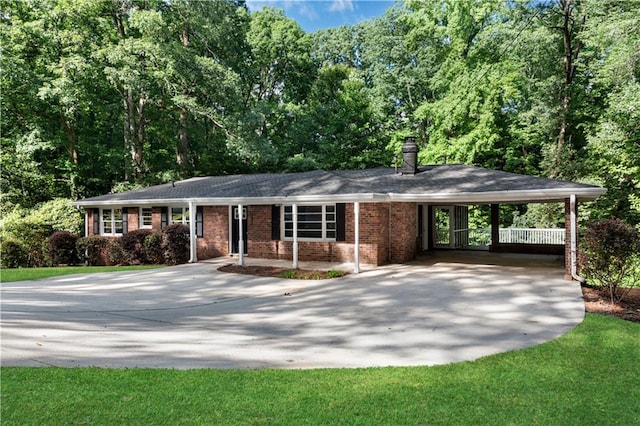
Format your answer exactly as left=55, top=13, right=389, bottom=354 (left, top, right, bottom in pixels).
left=231, top=206, right=248, bottom=254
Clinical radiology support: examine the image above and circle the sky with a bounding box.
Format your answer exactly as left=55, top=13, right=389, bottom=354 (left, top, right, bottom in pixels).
left=246, top=0, right=396, bottom=33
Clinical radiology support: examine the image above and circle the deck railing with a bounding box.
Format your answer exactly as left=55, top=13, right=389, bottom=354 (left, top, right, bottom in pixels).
left=435, top=228, right=565, bottom=247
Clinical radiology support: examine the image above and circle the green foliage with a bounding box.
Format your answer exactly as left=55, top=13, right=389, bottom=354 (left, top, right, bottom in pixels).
left=280, top=269, right=296, bottom=279
left=144, top=232, right=164, bottom=265
left=0, top=239, right=28, bottom=269
left=48, top=231, right=79, bottom=266
left=120, top=229, right=152, bottom=265
left=108, top=239, right=126, bottom=266
left=1, top=265, right=163, bottom=283
left=161, top=224, right=190, bottom=265
left=2, top=0, right=639, bottom=230
left=579, top=218, right=640, bottom=303
left=77, top=235, right=110, bottom=266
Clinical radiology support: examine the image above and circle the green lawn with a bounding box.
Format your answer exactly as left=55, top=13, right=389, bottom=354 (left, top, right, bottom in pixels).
left=0, top=265, right=163, bottom=283
left=1, top=314, right=638, bottom=425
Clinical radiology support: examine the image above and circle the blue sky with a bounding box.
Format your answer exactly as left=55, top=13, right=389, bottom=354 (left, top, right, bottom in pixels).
left=246, top=0, right=395, bottom=33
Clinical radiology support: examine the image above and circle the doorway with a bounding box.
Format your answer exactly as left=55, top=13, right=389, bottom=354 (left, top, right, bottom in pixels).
left=433, top=205, right=469, bottom=249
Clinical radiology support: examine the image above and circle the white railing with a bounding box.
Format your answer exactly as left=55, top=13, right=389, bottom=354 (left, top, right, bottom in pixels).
left=499, top=228, right=565, bottom=245
left=435, top=228, right=565, bottom=247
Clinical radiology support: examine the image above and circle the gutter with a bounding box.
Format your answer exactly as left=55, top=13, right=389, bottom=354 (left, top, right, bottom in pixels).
left=569, top=194, right=585, bottom=283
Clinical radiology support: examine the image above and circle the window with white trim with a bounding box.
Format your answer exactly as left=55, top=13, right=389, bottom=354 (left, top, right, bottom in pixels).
left=140, top=207, right=152, bottom=228
left=101, top=208, right=123, bottom=236
left=170, top=206, right=190, bottom=226
left=283, top=204, right=336, bottom=241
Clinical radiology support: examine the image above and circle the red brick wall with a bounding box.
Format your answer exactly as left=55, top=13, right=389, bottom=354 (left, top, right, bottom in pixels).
left=244, top=202, right=417, bottom=265
left=88, top=209, right=97, bottom=236
left=87, top=202, right=421, bottom=265
left=197, top=206, right=229, bottom=259
left=389, top=202, right=417, bottom=263
left=126, top=208, right=139, bottom=233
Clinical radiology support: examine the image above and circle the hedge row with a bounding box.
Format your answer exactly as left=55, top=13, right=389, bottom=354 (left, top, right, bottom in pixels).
left=1, top=224, right=191, bottom=268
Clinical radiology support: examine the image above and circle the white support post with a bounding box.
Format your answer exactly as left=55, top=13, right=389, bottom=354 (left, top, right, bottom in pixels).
left=569, top=194, right=584, bottom=282
left=292, top=204, right=298, bottom=269
left=354, top=201, right=360, bottom=273
left=238, top=204, right=244, bottom=266
left=188, top=202, right=197, bottom=263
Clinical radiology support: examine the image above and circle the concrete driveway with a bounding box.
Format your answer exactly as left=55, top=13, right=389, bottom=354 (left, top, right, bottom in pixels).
left=1, top=254, right=584, bottom=369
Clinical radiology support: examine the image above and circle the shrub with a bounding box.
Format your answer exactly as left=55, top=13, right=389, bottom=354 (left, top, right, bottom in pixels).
left=144, top=232, right=164, bottom=264
left=579, top=218, right=640, bottom=303
left=0, top=239, right=28, bottom=269
left=48, top=231, right=79, bottom=266
left=108, top=239, right=126, bottom=266
left=162, top=224, right=190, bottom=265
left=120, top=229, right=152, bottom=264
left=77, top=236, right=110, bottom=266
left=5, top=221, right=52, bottom=267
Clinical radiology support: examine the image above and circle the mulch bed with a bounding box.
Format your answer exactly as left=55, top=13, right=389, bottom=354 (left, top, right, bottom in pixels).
left=219, top=264, right=639, bottom=323
left=582, top=285, right=640, bottom=323
left=218, top=264, right=346, bottom=280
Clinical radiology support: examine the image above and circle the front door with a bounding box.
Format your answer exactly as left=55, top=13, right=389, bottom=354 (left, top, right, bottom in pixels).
left=231, top=206, right=248, bottom=254
left=433, top=205, right=469, bottom=249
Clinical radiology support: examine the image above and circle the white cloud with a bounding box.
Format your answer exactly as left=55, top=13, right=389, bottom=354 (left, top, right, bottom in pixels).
left=246, top=0, right=319, bottom=20
left=328, top=0, right=355, bottom=12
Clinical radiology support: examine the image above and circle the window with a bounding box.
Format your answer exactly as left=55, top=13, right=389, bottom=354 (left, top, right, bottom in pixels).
left=283, top=204, right=336, bottom=241
left=140, top=207, right=152, bottom=228
left=101, top=208, right=123, bottom=236
left=170, top=207, right=190, bottom=226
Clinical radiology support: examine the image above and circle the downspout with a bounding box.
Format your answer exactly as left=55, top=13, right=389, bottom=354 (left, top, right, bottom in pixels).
left=354, top=202, right=360, bottom=273
left=238, top=204, right=244, bottom=266
left=83, top=208, right=89, bottom=266
left=189, top=201, right=197, bottom=263
left=570, top=194, right=585, bottom=283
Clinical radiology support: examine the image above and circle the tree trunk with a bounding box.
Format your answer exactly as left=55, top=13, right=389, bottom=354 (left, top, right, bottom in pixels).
left=553, top=0, right=585, bottom=177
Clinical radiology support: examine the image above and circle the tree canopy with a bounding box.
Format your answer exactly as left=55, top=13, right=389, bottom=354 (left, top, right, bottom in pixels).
left=2, top=0, right=638, bottom=224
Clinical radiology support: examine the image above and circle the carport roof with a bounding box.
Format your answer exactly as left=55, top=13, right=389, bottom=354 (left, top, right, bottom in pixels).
left=71, top=164, right=606, bottom=206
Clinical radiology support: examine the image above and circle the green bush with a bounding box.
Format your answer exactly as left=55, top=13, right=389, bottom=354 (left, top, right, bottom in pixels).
left=77, top=236, right=110, bottom=266
left=579, top=218, right=640, bottom=303
left=6, top=221, right=53, bottom=267
left=1, top=198, right=83, bottom=268
left=108, top=239, right=126, bottom=266
left=48, top=231, right=79, bottom=266
left=162, top=224, right=190, bottom=265
left=144, top=232, right=164, bottom=264
left=120, top=229, right=152, bottom=264
left=0, top=238, right=28, bottom=269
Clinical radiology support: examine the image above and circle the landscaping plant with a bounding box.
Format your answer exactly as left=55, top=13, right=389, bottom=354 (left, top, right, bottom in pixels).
left=48, top=231, right=79, bottom=266
left=579, top=218, right=640, bottom=303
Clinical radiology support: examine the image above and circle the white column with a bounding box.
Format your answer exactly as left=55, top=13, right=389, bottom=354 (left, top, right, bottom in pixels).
left=292, top=204, right=298, bottom=269
left=238, top=204, right=244, bottom=266
left=188, top=202, right=197, bottom=263
left=354, top=201, right=360, bottom=273
left=291, top=204, right=298, bottom=269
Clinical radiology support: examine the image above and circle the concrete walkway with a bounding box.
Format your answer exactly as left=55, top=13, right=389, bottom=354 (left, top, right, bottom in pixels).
left=0, top=254, right=584, bottom=369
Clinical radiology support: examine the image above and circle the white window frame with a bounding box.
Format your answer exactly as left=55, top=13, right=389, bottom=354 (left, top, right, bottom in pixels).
left=100, top=208, right=123, bottom=236
left=169, top=206, right=190, bottom=226
left=139, top=207, right=152, bottom=229
left=282, top=204, right=336, bottom=242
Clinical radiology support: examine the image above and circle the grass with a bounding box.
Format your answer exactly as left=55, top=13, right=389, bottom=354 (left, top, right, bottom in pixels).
left=2, top=314, right=638, bottom=425
left=0, top=265, right=163, bottom=283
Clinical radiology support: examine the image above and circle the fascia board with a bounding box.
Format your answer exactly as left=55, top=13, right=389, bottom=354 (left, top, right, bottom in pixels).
left=69, top=193, right=386, bottom=208
left=387, top=187, right=607, bottom=203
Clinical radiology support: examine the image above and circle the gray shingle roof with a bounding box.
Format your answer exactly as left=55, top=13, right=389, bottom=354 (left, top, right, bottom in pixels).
left=72, top=164, right=605, bottom=206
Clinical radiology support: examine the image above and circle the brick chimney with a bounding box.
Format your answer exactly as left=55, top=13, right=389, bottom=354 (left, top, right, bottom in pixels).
left=402, top=136, right=418, bottom=175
